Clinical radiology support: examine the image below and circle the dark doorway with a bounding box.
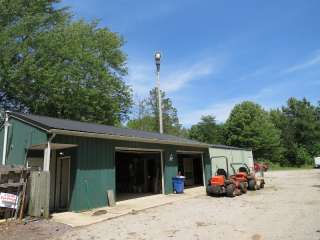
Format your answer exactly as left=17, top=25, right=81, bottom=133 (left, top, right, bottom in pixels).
left=115, top=151, right=162, bottom=201
left=177, top=153, right=204, bottom=187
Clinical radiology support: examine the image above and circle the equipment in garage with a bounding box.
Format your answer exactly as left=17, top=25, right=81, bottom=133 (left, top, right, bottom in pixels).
left=177, top=153, right=203, bottom=187
left=115, top=151, right=162, bottom=200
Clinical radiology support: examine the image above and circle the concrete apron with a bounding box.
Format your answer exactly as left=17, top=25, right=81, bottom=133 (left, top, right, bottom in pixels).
left=51, top=186, right=205, bottom=227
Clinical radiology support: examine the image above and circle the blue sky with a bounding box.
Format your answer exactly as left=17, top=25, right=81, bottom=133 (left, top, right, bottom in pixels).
left=61, top=0, right=320, bottom=126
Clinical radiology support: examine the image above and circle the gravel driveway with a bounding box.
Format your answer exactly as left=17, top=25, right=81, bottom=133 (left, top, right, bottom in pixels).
left=54, top=170, right=319, bottom=239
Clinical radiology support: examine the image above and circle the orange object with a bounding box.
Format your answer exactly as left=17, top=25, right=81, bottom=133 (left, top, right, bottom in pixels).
left=211, top=176, right=225, bottom=186
left=235, top=172, right=247, bottom=180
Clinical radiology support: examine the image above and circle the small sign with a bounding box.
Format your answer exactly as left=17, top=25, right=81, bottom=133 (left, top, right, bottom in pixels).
left=169, top=153, right=174, bottom=162
left=0, top=192, right=19, bottom=209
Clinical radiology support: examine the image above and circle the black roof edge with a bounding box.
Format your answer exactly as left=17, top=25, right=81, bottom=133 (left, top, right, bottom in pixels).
left=210, top=144, right=252, bottom=151
left=8, top=111, right=51, bottom=132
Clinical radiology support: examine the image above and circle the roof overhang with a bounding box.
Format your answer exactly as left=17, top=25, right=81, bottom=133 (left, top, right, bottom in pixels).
left=49, top=129, right=210, bottom=149
left=29, top=143, right=78, bottom=150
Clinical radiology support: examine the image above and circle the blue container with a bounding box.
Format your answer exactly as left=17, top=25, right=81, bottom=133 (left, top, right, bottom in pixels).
left=172, top=176, right=185, bottom=193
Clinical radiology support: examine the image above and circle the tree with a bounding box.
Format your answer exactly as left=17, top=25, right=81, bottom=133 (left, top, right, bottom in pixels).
left=224, top=101, right=282, bottom=162
left=189, top=115, right=225, bottom=144
left=0, top=0, right=132, bottom=125
left=127, top=88, right=184, bottom=136
left=272, top=98, right=320, bottom=166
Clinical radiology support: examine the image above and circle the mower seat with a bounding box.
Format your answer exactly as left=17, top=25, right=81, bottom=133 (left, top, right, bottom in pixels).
left=239, top=167, right=248, bottom=174
left=216, top=168, right=227, bottom=178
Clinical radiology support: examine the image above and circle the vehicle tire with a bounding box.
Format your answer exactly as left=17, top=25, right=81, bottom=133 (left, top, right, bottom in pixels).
left=248, top=179, right=256, bottom=190
left=226, top=184, right=236, bottom=197
left=239, top=182, right=247, bottom=194
left=206, top=189, right=210, bottom=196
left=260, top=183, right=265, bottom=189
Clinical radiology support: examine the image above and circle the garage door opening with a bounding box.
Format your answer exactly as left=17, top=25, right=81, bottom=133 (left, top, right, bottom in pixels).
left=177, top=153, right=204, bottom=188
left=115, top=150, right=163, bottom=201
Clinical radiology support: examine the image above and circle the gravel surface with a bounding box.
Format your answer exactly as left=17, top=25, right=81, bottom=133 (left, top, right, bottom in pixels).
left=0, top=219, right=70, bottom=240
left=54, top=169, right=320, bottom=240
left=1, top=170, right=319, bottom=240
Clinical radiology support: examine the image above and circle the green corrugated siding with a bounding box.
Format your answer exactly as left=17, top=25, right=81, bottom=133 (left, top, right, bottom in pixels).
left=210, top=147, right=254, bottom=176
left=164, top=147, right=178, bottom=193
left=53, top=135, right=210, bottom=212
left=3, top=118, right=47, bottom=165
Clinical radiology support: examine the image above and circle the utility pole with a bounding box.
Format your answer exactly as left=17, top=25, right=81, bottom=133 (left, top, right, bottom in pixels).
left=2, top=111, right=9, bottom=165
left=155, top=52, right=163, bottom=134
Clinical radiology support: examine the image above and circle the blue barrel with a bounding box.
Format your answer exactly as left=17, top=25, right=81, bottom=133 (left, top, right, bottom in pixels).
left=172, top=176, right=185, bottom=193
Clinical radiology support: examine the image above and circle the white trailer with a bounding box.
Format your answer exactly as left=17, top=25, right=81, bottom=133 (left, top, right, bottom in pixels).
left=315, top=157, right=320, bottom=168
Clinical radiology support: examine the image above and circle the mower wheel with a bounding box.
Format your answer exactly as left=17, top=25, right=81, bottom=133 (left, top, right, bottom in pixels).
left=248, top=179, right=256, bottom=190
left=226, top=184, right=236, bottom=197
left=239, top=182, right=247, bottom=194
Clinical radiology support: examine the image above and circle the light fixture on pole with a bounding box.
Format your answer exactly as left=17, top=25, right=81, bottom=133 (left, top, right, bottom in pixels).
left=155, top=52, right=163, bottom=134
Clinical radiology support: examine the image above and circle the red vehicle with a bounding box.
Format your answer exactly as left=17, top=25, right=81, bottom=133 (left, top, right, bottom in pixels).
left=254, top=162, right=269, bottom=172
left=206, top=156, right=247, bottom=197
left=231, top=162, right=265, bottom=190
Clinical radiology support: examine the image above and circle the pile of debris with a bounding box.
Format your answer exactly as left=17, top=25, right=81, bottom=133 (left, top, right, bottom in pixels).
left=0, top=165, right=29, bottom=221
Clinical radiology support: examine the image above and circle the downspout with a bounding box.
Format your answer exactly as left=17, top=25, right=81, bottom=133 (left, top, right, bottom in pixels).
left=2, top=111, right=10, bottom=165
left=48, top=133, right=56, bottom=144
left=43, top=133, right=56, bottom=171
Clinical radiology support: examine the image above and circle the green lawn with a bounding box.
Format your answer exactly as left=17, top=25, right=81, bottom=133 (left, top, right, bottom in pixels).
left=268, top=164, right=314, bottom=171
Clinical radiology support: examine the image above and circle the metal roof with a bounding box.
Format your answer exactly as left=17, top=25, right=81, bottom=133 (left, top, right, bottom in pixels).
left=9, top=112, right=209, bottom=148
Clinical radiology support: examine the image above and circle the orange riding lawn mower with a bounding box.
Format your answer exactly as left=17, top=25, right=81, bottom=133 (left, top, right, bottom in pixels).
left=206, top=156, right=265, bottom=198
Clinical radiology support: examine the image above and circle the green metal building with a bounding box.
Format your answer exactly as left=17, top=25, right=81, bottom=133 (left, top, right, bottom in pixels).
left=0, top=112, right=210, bottom=212
left=209, top=144, right=254, bottom=176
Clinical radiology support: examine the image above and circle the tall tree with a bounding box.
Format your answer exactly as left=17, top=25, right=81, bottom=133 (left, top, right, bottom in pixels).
left=272, top=98, right=320, bottom=166
left=0, top=0, right=132, bottom=125
left=189, top=115, right=225, bottom=144
left=224, top=101, right=282, bottom=162
left=127, top=88, right=184, bottom=136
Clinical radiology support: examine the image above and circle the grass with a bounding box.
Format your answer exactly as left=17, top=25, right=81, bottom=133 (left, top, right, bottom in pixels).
left=268, top=163, right=314, bottom=171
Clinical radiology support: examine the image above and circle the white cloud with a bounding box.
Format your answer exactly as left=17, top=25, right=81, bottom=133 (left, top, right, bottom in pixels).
left=162, top=60, right=217, bottom=92
left=126, top=63, right=154, bottom=96
left=179, top=86, right=283, bottom=126
left=180, top=99, right=238, bottom=126
left=282, top=50, right=320, bottom=74
left=237, top=67, right=270, bottom=82
left=126, top=57, right=221, bottom=96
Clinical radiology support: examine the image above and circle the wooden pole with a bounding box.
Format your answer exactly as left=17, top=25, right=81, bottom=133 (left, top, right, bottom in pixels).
left=19, top=181, right=27, bottom=221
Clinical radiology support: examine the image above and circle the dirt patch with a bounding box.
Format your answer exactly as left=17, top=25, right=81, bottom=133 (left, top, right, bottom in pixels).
left=252, top=234, right=262, bottom=240
left=165, top=229, right=179, bottom=238
left=92, top=210, right=107, bottom=216
left=195, top=221, right=211, bottom=227
left=305, top=200, right=320, bottom=205
left=0, top=219, right=70, bottom=240
left=130, top=209, right=139, bottom=215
